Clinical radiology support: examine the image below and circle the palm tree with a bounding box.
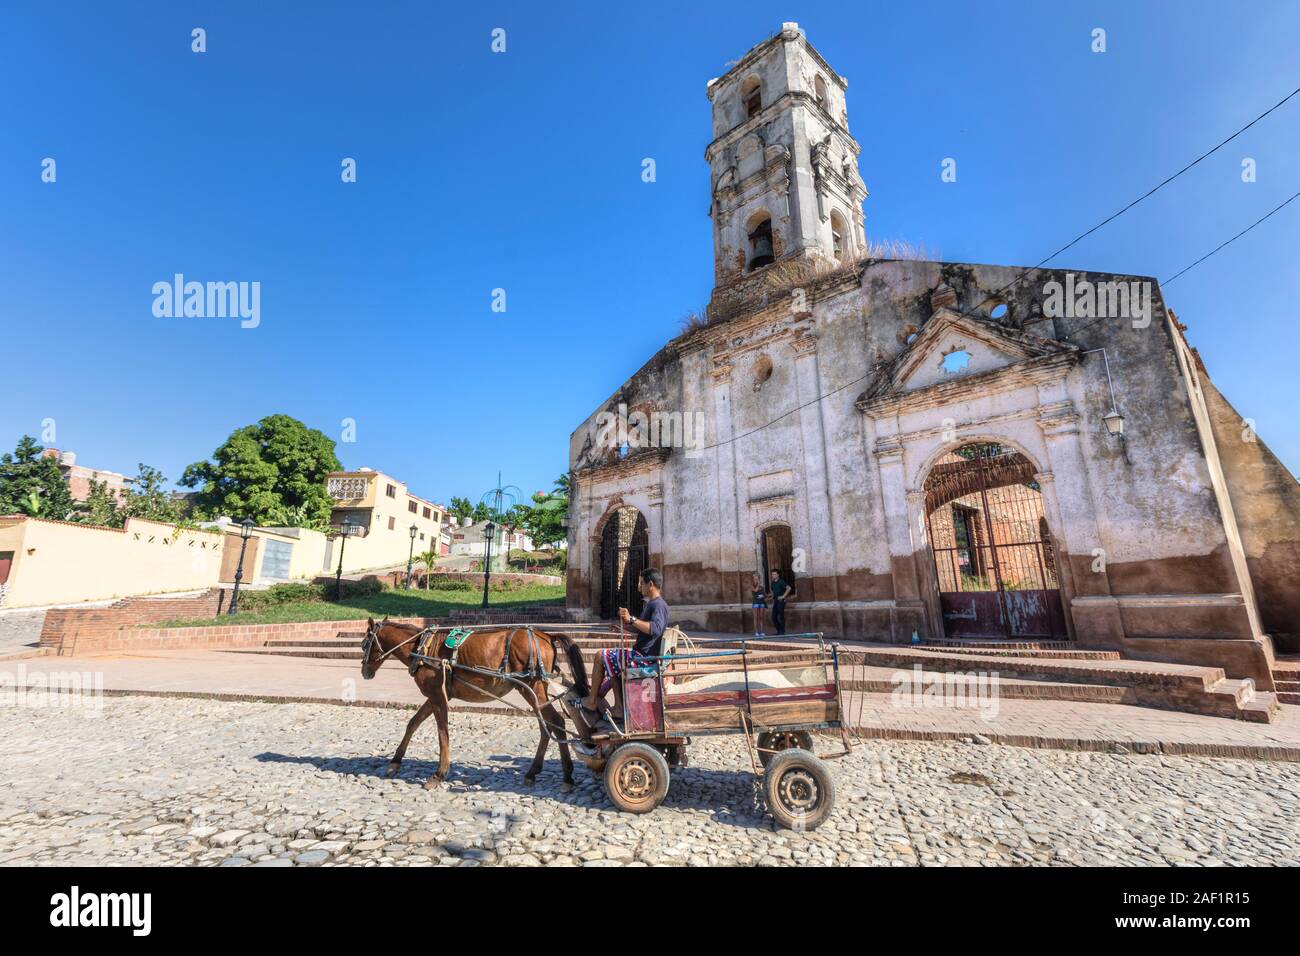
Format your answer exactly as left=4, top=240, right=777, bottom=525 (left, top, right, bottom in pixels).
left=414, top=548, right=439, bottom=589
left=553, top=473, right=571, bottom=496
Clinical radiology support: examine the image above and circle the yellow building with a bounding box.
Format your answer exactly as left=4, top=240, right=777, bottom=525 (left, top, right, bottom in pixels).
left=0, top=468, right=447, bottom=609
left=324, top=469, right=445, bottom=573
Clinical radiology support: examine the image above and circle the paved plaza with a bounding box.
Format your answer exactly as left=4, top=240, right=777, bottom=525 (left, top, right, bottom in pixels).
left=1, top=695, right=1298, bottom=867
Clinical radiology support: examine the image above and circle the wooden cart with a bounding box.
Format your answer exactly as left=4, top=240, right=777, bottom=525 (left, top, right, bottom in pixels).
left=560, top=634, right=851, bottom=830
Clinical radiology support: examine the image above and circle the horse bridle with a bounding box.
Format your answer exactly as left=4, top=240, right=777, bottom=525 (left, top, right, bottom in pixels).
left=361, top=620, right=422, bottom=668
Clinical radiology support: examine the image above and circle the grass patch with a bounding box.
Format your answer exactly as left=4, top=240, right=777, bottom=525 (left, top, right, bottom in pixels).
left=152, top=583, right=565, bottom=628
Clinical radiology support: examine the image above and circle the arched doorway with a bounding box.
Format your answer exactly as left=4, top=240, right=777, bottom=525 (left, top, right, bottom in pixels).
left=598, top=506, right=648, bottom=620
left=760, top=523, right=795, bottom=588
left=923, top=442, right=1067, bottom=640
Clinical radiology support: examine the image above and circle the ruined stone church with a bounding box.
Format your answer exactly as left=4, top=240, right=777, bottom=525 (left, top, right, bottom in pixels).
left=566, top=23, right=1300, bottom=688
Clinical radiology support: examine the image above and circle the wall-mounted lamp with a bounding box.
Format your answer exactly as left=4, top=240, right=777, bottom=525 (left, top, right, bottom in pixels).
left=1083, top=349, right=1125, bottom=438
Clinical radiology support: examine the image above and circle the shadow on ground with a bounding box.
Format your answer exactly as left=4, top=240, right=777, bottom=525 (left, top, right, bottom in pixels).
left=255, top=751, right=771, bottom=829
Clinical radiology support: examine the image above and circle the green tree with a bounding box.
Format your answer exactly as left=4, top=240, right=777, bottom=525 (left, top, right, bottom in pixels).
left=0, top=436, right=75, bottom=520
left=78, top=476, right=121, bottom=526
left=120, top=464, right=184, bottom=523
left=471, top=500, right=492, bottom=523
left=519, top=489, right=567, bottom=552
left=448, top=496, right=474, bottom=521
left=265, top=502, right=330, bottom=531
left=181, top=415, right=342, bottom=525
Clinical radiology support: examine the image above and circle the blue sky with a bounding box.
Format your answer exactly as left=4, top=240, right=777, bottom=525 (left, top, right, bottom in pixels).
left=2, top=0, right=1297, bottom=507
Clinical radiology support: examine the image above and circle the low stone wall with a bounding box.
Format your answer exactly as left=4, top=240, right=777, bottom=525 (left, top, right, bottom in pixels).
left=40, top=589, right=229, bottom=655
left=44, top=615, right=451, bottom=656
left=39, top=598, right=573, bottom=657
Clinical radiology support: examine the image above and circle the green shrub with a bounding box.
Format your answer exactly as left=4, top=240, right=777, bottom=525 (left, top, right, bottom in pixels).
left=429, top=579, right=475, bottom=591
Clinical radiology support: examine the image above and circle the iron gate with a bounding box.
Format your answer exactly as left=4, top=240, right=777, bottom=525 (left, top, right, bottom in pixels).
left=924, top=443, right=1067, bottom=640
left=599, top=506, right=648, bottom=620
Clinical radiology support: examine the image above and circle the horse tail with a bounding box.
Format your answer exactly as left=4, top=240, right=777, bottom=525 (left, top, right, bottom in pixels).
left=551, top=633, right=589, bottom=698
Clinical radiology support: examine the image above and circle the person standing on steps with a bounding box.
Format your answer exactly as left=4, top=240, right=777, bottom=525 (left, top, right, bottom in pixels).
left=750, top=572, right=767, bottom=638
left=769, top=569, right=795, bottom=636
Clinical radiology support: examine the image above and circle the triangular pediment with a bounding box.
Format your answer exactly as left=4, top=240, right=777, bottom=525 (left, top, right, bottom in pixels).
left=864, top=308, right=1077, bottom=404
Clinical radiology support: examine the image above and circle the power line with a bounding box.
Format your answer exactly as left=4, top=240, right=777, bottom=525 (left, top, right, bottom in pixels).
left=1065, top=187, right=1300, bottom=340
left=691, top=84, right=1300, bottom=452
left=979, top=83, right=1300, bottom=306
left=1162, top=188, right=1300, bottom=286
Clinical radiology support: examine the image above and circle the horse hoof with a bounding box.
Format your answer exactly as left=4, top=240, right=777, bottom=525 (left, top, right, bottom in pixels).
left=561, top=781, right=574, bottom=794
left=424, top=775, right=443, bottom=790
left=524, top=776, right=536, bottom=788
left=386, top=763, right=401, bottom=778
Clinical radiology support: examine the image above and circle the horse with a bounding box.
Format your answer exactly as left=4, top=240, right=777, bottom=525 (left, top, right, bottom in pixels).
left=359, top=618, right=590, bottom=791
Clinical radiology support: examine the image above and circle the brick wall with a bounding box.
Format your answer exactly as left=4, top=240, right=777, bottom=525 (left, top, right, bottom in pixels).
left=39, top=588, right=572, bottom=656
left=53, top=615, right=454, bottom=656
left=40, top=589, right=228, bottom=655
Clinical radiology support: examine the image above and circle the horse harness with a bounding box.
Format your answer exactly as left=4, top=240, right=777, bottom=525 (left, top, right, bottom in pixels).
left=404, top=624, right=551, bottom=683
left=364, top=620, right=578, bottom=741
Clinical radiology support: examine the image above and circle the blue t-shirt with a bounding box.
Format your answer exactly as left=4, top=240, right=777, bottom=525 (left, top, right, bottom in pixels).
left=633, top=596, right=669, bottom=658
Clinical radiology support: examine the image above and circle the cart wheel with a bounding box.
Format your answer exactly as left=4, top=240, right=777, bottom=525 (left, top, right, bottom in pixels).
left=764, top=749, right=835, bottom=831
left=604, top=743, right=670, bottom=814
left=757, top=730, right=814, bottom=768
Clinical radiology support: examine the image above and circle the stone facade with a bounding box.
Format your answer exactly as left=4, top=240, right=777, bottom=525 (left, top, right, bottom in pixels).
left=565, top=24, right=1299, bottom=687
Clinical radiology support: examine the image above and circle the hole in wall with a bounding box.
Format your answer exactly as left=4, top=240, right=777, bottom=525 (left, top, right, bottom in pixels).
left=941, top=349, right=971, bottom=374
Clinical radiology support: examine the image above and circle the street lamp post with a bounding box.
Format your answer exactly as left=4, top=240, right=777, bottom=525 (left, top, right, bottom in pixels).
left=476, top=473, right=522, bottom=611
left=334, top=522, right=357, bottom=601
left=406, top=523, right=418, bottom=590
left=228, top=518, right=255, bottom=616
left=480, top=520, right=496, bottom=609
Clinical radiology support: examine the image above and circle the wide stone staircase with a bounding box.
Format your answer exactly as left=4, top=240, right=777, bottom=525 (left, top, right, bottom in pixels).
left=219, top=623, right=1280, bottom=724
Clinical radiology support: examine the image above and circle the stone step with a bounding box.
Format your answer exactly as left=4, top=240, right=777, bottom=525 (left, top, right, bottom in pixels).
left=914, top=645, right=1122, bottom=660
left=1278, top=692, right=1300, bottom=705
left=217, top=631, right=1274, bottom=722
left=841, top=670, right=1130, bottom=704
left=835, top=645, right=1277, bottom=723
left=927, top=639, right=1076, bottom=650
left=225, top=646, right=362, bottom=660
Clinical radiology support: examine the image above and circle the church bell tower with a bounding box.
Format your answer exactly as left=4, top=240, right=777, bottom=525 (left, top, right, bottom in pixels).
left=705, top=23, right=868, bottom=291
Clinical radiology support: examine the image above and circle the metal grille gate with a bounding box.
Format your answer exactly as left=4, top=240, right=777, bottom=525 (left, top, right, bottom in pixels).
left=924, top=443, right=1067, bottom=640
left=599, top=506, right=648, bottom=620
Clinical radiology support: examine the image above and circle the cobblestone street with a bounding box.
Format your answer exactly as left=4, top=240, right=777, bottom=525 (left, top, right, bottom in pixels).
left=1, top=695, right=1297, bottom=867
left=0, top=610, right=45, bottom=654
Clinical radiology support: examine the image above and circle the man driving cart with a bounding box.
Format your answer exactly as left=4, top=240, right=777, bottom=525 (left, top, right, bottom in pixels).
left=580, top=567, right=668, bottom=722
